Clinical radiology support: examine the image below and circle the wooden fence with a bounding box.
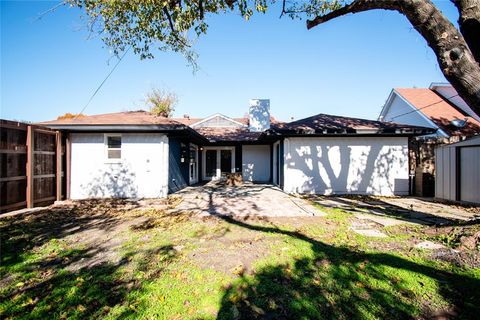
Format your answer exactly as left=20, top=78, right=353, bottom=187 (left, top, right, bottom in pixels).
left=0, top=120, right=64, bottom=213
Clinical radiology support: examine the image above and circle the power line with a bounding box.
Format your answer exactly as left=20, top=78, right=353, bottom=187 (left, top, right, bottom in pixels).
left=35, top=1, right=66, bottom=21
left=389, top=93, right=460, bottom=120
left=74, top=47, right=131, bottom=119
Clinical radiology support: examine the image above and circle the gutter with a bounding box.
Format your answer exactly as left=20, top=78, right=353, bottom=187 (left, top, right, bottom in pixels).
left=41, top=123, right=210, bottom=143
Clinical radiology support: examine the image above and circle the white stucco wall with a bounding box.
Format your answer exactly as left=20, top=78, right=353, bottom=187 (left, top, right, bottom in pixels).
left=242, top=145, right=271, bottom=182
left=70, top=133, right=169, bottom=199
left=283, top=137, right=409, bottom=196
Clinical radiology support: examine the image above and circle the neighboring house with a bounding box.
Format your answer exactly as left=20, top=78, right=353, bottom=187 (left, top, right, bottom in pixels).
left=41, top=99, right=433, bottom=199
left=378, top=83, right=480, bottom=138
left=378, top=83, right=480, bottom=197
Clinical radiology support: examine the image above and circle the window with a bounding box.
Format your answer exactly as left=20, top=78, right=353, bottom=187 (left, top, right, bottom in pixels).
left=106, top=135, right=121, bottom=159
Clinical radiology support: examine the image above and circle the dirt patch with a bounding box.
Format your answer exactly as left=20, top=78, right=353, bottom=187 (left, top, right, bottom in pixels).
left=423, top=224, right=480, bottom=251
left=0, top=198, right=179, bottom=273
left=430, top=249, right=480, bottom=268
left=187, top=216, right=279, bottom=275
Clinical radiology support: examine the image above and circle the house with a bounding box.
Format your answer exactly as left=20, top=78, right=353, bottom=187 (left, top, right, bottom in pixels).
left=378, top=83, right=480, bottom=138
left=378, top=83, right=480, bottom=197
left=40, top=99, right=433, bottom=199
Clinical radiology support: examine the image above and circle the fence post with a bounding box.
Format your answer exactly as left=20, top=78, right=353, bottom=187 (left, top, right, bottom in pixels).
left=56, top=131, right=62, bottom=201
left=26, top=126, right=34, bottom=208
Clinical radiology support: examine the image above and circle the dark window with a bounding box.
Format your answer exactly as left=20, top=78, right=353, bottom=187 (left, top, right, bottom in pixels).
left=107, top=136, right=121, bottom=159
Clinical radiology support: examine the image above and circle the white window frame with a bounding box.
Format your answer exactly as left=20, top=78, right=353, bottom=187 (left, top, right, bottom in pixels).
left=104, top=133, right=122, bottom=163
left=189, top=144, right=199, bottom=184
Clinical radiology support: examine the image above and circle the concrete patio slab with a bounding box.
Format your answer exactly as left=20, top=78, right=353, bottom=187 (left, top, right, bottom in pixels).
left=173, top=182, right=325, bottom=217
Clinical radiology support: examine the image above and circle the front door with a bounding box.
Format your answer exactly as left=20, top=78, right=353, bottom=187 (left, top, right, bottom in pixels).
left=202, top=147, right=235, bottom=180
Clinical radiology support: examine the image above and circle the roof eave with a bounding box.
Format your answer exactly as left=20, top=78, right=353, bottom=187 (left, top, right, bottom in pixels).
left=39, top=124, right=185, bottom=131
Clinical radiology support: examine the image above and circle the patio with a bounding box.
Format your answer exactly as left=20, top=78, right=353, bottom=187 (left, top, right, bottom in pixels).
left=173, top=182, right=323, bottom=217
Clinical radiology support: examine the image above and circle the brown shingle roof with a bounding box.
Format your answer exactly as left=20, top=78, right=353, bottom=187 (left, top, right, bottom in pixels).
left=40, top=110, right=181, bottom=126
left=195, top=127, right=263, bottom=142
left=395, top=88, right=480, bottom=136
left=40, top=110, right=431, bottom=139
left=272, top=113, right=433, bottom=135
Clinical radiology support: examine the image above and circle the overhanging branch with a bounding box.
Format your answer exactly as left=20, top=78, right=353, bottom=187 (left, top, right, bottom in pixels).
left=306, top=0, right=400, bottom=30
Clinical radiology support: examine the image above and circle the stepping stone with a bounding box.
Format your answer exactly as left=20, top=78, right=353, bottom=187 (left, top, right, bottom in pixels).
left=351, top=228, right=388, bottom=238
left=354, top=213, right=407, bottom=227
left=415, top=241, right=446, bottom=250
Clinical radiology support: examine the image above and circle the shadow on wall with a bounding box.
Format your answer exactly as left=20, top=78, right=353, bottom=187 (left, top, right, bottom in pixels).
left=249, top=104, right=270, bottom=130
left=82, top=163, right=138, bottom=198
left=288, top=143, right=407, bottom=195
left=243, top=164, right=254, bottom=182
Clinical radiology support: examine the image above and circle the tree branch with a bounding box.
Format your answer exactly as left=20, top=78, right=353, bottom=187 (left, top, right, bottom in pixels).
left=453, top=0, right=480, bottom=63
left=307, top=0, right=400, bottom=30
left=163, top=7, right=189, bottom=47
left=199, top=0, right=204, bottom=19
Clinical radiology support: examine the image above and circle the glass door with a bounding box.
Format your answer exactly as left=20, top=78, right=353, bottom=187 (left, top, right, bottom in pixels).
left=205, top=150, right=217, bottom=179
left=202, top=147, right=235, bottom=181
left=220, top=150, right=232, bottom=178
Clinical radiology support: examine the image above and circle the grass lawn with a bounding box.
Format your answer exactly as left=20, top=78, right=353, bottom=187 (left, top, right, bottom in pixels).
left=1, top=198, right=479, bottom=319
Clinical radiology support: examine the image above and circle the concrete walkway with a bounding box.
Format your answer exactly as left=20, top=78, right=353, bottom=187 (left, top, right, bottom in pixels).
left=173, top=182, right=323, bottom=217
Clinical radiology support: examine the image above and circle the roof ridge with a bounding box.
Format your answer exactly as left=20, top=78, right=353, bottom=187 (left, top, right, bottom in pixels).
left=288, top=113, right=386, bottom=125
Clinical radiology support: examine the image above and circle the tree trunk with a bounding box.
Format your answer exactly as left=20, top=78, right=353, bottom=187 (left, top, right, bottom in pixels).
left=307, top=0, right=480, bottom=115
left=401, top=0, right=480, bottom=114
left=454, top=0, right=480, bottom=63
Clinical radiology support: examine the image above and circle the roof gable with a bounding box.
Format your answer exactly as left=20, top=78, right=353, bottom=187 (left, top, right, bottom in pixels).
left=190, top=113, right=247, bottom=128
left=394, top=88, right=480, bottom=137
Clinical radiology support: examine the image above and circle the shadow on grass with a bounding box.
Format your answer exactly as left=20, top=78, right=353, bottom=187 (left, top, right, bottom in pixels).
left=0, top=201, right=178, bottom=319
left=214, top=214, right=480, bottom=319
left=308, top=195, right=480, bottom=226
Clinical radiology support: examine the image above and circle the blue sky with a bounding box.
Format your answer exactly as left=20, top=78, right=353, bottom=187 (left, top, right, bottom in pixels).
left=1, top=1, right=458, bottom=122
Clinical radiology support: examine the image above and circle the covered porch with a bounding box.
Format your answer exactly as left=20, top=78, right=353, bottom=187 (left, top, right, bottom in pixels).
left=184, top=142, right=280, bottom=186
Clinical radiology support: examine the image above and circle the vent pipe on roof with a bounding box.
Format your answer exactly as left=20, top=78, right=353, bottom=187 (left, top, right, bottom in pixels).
left=249, top=99, right=270, bottom=132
